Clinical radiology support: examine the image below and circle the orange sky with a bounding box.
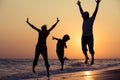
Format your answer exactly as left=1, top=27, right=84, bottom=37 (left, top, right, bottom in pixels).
left=0, top=0, right=120, bottom=59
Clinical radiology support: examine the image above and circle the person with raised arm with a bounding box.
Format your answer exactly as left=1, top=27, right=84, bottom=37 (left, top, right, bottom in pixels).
left=77, top=0, right=101, bottom=65
left=26, top=18, right=60, bottom=77
left=52, top=34, right=70, bottom=70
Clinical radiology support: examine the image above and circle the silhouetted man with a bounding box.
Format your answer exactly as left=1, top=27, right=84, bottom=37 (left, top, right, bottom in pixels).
left=26, top=18, right=60, bottom=77
left=77, top=0, right=101, bottom=65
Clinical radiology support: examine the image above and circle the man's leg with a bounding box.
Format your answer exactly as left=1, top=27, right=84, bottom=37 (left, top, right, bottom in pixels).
left=88, top=36, right=95, bottom=65
left=91, top=53, right=94, bottom=65
left=82, top=36, right=89, bottom=64
left=83, top=50, right=89, bottom=64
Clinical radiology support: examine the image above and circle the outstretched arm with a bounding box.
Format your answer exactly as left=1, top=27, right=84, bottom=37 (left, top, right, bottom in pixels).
left=52, top=36, right=60, bottom=41
left=48, top=18, right=60, bottom=32
left=77, top=0, right=84, bottom=18
left=26, top=18, right=40, bottom=31
left=92, top=0, right=101, bottom=19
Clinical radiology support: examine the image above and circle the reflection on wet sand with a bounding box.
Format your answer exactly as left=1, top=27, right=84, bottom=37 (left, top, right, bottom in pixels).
left=25, top=66, right=120, bottom=80
left=84, top=71, right=94, bottom=80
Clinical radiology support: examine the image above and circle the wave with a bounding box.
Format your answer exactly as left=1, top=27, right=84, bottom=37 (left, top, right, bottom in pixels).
left=0, top=59, right=120, bottom=80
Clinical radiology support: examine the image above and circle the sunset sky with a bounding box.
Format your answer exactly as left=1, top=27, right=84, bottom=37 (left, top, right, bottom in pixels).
left=0, top=0, right=120, bottom=59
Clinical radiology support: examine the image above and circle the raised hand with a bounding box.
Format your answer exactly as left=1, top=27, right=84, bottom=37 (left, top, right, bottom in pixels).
left=95, top=0, right=101, bottom=4
left=77, top=0, right=81, bottom=6
left=57, top=17, right=60, bottom=23
left=26, top=18, right=29, bottom=23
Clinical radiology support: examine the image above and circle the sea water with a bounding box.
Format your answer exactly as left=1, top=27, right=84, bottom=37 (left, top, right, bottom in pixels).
left=0, top=59, right=120, bottom=80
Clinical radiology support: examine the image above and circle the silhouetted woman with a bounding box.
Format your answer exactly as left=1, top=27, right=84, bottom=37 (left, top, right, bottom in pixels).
left=26, top=18, right=60, bottom=77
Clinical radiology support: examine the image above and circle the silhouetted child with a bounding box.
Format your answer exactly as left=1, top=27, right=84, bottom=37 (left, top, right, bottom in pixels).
left=26, top=18, right=60, bottom=77
left=77, top=0, right=101, bottom=65
left=52, top=34, right=70, bottom=70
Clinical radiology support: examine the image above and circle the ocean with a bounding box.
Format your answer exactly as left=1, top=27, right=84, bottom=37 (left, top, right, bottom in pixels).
left=0, top=59, right=120, bottom=80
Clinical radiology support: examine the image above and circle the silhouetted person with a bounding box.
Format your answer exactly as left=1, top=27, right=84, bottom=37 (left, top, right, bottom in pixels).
left=26, top=18, right=60, bottom=77
left=77, top=0, right=101, bottom=65
left=52, top=34, right=70, bottom=70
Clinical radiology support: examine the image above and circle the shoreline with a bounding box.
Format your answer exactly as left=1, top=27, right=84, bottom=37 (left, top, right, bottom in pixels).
left=24, top=65, right=120, bottom=80
left=1, top=59, right=120, bottom=80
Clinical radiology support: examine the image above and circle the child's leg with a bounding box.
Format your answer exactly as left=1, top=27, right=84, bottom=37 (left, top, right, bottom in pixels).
left=60, top=58, right=64, bottom=71
left=61, top=52, right=64, bottom=71
left=57, top=51, right=64, bottom=70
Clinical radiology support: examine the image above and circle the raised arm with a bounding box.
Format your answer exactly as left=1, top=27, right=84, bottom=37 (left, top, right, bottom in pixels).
left=92, top=0, right=101, bottom=19
left=52, top=36, right=60, bottom=41
left=77, top=0, right=84, bottom=17
left=26, top=18, right=40, bottom=31
left=48, top=18, right=60, bottom=32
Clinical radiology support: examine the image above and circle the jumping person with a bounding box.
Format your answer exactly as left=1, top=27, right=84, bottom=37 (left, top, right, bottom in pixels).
left=26, top=18, right=60, bottom=77
left=77, top=0, right=101, bottom=65
left=52, top=34, right=70, bottom=70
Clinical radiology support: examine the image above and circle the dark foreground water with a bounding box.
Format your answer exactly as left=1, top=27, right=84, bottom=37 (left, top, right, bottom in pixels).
left=0, top=59, right=120, bottom=80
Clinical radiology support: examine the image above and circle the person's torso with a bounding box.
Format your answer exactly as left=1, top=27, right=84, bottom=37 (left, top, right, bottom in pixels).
left=37, top=31, right=49, bottom=45
left=82, top=17, right=94, bottom=36
left=57, top=40, right=65, bottom=51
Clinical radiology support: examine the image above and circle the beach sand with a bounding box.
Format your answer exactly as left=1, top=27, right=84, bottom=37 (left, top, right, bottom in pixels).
left=25, top=66, right=120, bottom=80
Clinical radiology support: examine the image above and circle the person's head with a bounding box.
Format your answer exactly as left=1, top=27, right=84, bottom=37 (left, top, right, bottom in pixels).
left=63, top=34, right=70, bottom=42
left=83, top=11, right=89, bottom=20
left=41, top=25, right=47, bottom=31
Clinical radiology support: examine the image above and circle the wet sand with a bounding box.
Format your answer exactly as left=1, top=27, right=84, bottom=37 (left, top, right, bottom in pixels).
left=25, top=66, right=120, bottom=80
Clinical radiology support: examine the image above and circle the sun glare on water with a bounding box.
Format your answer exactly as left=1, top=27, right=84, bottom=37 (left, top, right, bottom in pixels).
left=85, top=71, right=91, bottom=76
left=84, top=71, right=94, bottom=80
